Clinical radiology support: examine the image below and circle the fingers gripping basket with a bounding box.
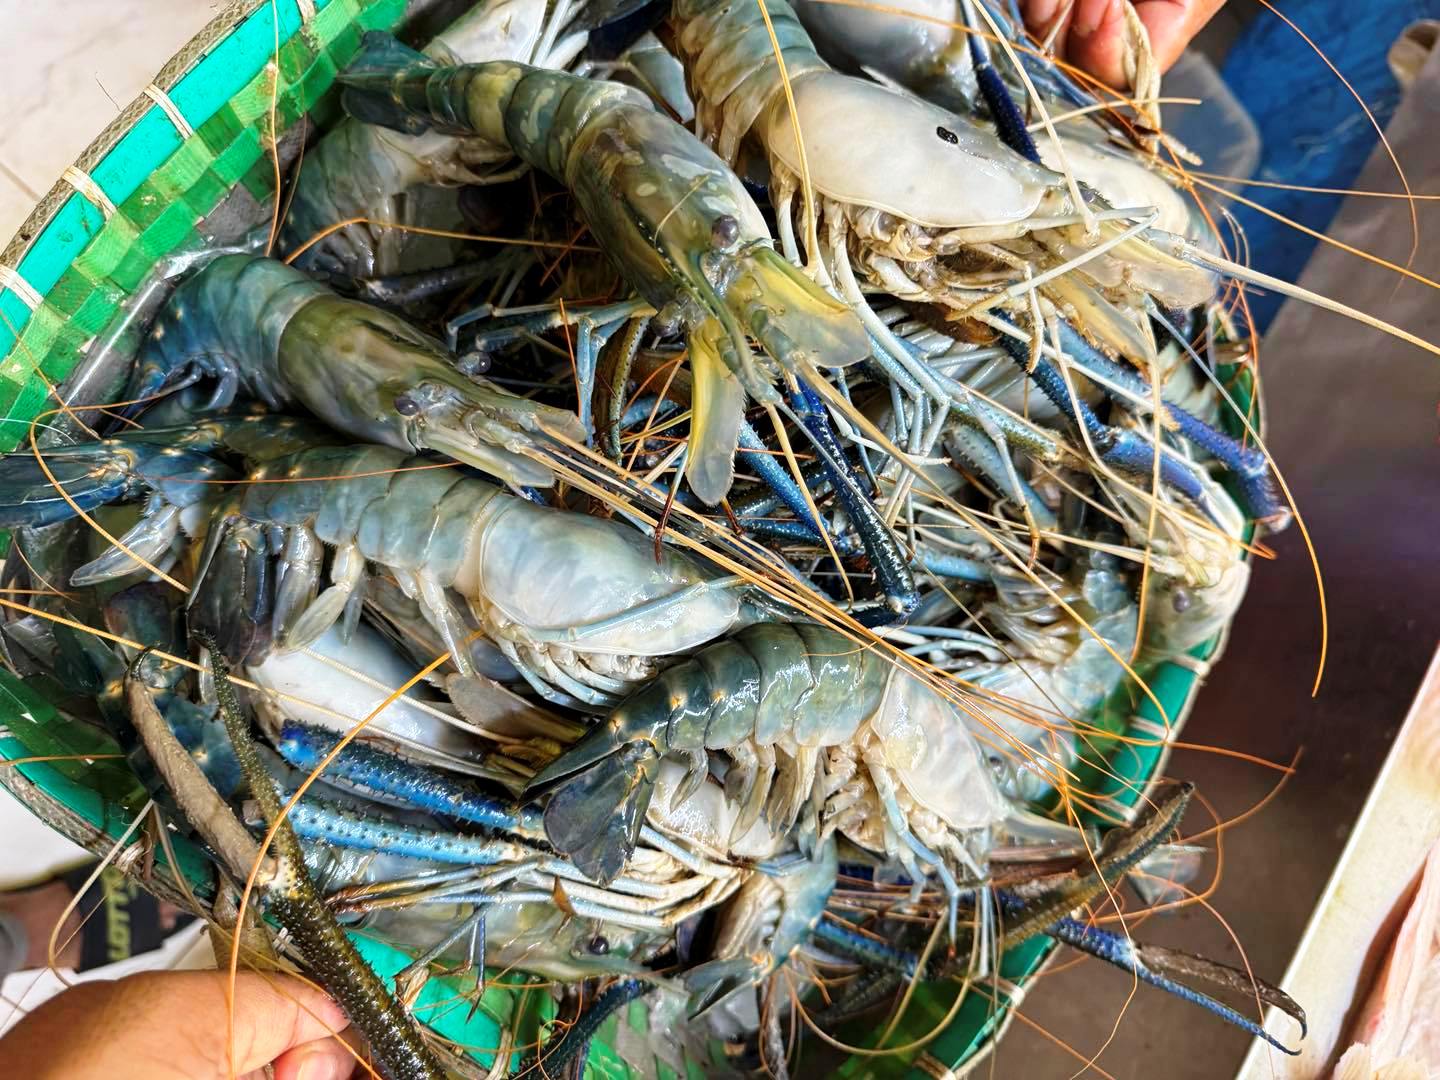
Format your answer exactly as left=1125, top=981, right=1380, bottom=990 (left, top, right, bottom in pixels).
left=0, top=1, right=1256, bottom=1075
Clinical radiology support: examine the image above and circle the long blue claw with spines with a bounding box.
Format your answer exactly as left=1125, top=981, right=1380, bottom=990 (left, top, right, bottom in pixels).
left=257, top=790, right=534, bottom=866
left=961, top=0, right=1041, bottom=162
left=814, top=885, right=1304, bottom=1053
left=1133, top=309, right=1289, bottom=528
left=995, top=330, right=1220, bottom=519
left=736, top=421, right=827, bottom=533
left=812, top=917, right=923, bottom=979
left=512, top=978, right=654, bottom=1078
left=786, top=381, right=919, bottom=618
left=1043, top=914, right=1302, bottom=1056
left=275, top=721, right=543, bottom=836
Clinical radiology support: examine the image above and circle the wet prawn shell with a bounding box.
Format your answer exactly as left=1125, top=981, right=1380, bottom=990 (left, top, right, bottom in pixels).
left=624, top=623, right=887, bottom=756
left=649, top=761, right=783, bottom=860
left=792, top=0, right=958, bottom=82
left=283, top=0, right=550, bottom=272
left=431, top=61, right=779, bottom=325
left=424, top=0, right=547, bottom=68
left=1036, top=132, right=1197, bottom=240
left=246, top=622, right=480, bottom=760
left=1142, top=556, right=1250, bottom=663
left=136, top=254, right=324, bottom=406
left=563, top=99, right=772, bottom=316
left=867, top=667, right=1011, bottom=832
left=758, top=71, right=1058, bottom=229
left=614, top=622, right=1007, bottom=835
left=242, top=444, right=494, bottom=589
left=464, top=496, right=741, bottom=658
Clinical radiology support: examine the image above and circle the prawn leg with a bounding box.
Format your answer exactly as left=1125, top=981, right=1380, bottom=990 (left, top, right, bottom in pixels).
left=450, top=298, right=654, bottom=440
left=995, top=330, right=1220, bottom=518
left=594, top=313, right=654, bottom=461
left=1136, top=307, right=1287, bottom=527
left=512, top=979, right=655, bottom=1079
left=393, top=907, right=488, bottom=1005
left=945, top=424, right=1058, bottom=532
left=350, top=255, right=524, bottom=310
left=863, top=747, right=962, bottom=942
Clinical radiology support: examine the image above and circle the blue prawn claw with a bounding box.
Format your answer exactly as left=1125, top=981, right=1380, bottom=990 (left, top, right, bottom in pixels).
left=1041, top=912, right=1305, bottom=1056
left=0, top=440, right=230, bottom=530
left=511, top=979, right=656, bottom=1078
left=275, top=720, right=543, bottom=837
left=190, top=514, right=276, bottom=665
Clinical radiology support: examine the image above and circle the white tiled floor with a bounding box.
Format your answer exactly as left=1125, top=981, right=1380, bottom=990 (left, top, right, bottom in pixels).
left=0, top=0, right=221, bottom=885
left=0, top=1, right=220, bottom=243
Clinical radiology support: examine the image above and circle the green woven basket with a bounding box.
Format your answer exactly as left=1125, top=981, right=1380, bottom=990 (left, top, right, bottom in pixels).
left=0, top=1, right=1251, bottom=1075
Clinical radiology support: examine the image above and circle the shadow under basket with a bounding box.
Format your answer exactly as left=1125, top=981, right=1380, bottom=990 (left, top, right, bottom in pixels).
left=0, top=1, right=1259, bottom=1075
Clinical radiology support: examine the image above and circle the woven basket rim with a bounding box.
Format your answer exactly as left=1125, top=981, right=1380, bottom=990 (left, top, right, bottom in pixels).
left=0, top=0, right=268, bottom=271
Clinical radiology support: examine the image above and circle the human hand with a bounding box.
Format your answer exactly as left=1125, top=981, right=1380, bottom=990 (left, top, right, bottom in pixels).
left=0, top=970, right=356, bottom=1080
left=1020, top=0, right=1229, bottom=88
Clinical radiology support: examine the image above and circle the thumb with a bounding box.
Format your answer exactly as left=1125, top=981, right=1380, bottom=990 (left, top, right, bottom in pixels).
left=225, top=971, right=354, bottom=1074
left=272, top=1034, right=360, bottom=1080
left=1135, top=0, right=1229, bottom=71
left=0, top=970, right=352, bottom=1080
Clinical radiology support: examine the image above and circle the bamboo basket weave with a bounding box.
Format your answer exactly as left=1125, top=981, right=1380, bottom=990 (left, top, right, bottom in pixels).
left=0, top=1, right=1251, bottom=1075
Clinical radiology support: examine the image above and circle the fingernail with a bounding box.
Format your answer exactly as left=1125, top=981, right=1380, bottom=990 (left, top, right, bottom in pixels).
left=1023, top=0, right=1062, bottom=26
left=1071, top=0, right=1118, bottom=37
left=295, top=1052, right=347, bottom=1080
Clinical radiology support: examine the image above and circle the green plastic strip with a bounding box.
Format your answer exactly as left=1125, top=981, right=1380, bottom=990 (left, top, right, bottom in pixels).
left=169, top=2, right=305, bottom=128
left=0, top=670, right=215, bottom=892
left=350, top=932, right=555, bottom=1072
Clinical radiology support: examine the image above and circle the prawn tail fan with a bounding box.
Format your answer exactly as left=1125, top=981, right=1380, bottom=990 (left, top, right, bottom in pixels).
left=338, top=32, right=438, bottom=135
left=527, top=739, right=660, bottom=885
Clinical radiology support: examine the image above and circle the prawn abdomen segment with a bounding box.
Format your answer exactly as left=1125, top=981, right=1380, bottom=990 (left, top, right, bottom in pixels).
left=469, top=497, right=743, bottom=658
left=509, top=67, right=652, bottom=183
left=531, top=623, right=897, bottom=880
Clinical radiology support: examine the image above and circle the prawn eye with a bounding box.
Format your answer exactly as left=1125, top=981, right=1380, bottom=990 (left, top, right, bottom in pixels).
left=587, top=935, right=610, bottom=955
left=710, top=214, right=739, bottom=249
left=393, top=392, right=422, bottom=417
left=1171, top=588, right=1192, bottom=614
left=936, top=126, right=959, bottom=145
